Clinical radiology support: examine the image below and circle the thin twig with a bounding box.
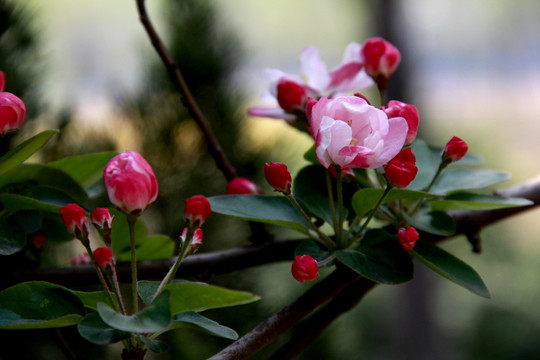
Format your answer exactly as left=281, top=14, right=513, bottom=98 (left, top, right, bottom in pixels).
left=135, top=0, right=236, bottom=181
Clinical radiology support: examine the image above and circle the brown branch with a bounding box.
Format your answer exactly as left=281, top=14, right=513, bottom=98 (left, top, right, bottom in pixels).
left=209, top=175, right=540, bottom=359
left=135, top=0, right=237, bottom=181
left=208, top=266, right=361, bottom=360
left=0, top=238, right=301, bottom=289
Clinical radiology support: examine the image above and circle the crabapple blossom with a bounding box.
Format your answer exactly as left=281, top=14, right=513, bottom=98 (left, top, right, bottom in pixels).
left=184, top=195, right=211, bottom=227
left=291, top=255, right=319, bottom=283
left=384, top=148, right=418, bottom=188
left=361, top=37, right=401, bottom=90
left=383, top=100, right=419, bottom=145
left=225, top=178, right=263, bottom=195
left=398, top=227, right=419, bottom=251
left=60, top=203, right=89, bottom=240
left=442, top=136, right=468, bottom=163
left=264, top=162, right=292, bottom=194
left=0, top=91, right=26, bottom=135
left=309, top=95, right=408, bottom=169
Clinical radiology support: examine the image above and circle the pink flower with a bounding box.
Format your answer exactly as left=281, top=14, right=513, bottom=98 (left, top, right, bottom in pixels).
left=184, top=195, right=211, bottom=227
left=398, top=227, right=419, bottom=251
left=71, top=252, right=91, bottom=266
left=225, top=178, right=264, bottom=195
left=264, top=162, right=292, bottom=194
left=93, top=247, right=114, bottom=269
left=383, top=100, right=419, bottom=145
left=248, top=42, right=373, bottom=122
left=60, top=203, right=89, bottom=239
left=361, top=37, right=401, bottom=90
left=103, top=151, right=159, bottom=215
left=309, top=95, right=408, bottom=169
left=442, top=136, right=468, bottom=163
left=291, top=255, right=319, bottom=283
left=384, top=148, right=418, bottom=188
left=0, top=92, right=26, bottom=135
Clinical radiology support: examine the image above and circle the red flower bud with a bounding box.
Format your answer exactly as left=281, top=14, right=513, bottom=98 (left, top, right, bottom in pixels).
left=276, top=79, right=307, bottom=113
left=383, top=100, right=419, bottom=145
left=291, top=255, right=319, bottom=283
left=60, top=203, right=89, bottom=240
left=184, top=195, right=211, bottom=227
left=361, top=37, right=401, bottom=90
left=225, top=178, right=263, bottom=195
left=103, top=150, right=159, bottom=215
left=442, top=136, right=468, bottom=163
left=0, top=92, right=26, bottom=135
left=385, top=148, right=418, bottom=188
left=93, top=247, right=114, bottom=269
left=398, top=226, right=419, bottom=251
left=71, top=252, right=91, bottom=266
left=91, top=208, right=114, bottom=232
left=29, top=231, right=46, bottom=251
left=264, top=162, right=292, bottom=194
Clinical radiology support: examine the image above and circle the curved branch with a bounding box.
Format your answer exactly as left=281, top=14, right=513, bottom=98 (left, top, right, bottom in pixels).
left=135, top=0, right=237, bottom=181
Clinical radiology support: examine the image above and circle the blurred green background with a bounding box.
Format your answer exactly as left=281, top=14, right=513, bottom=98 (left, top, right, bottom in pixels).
left=1, top=0, right=540, bottom=359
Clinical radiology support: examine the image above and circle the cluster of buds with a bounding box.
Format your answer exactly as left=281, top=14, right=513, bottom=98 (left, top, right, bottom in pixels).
left=0, top=71, right=26, bottom=135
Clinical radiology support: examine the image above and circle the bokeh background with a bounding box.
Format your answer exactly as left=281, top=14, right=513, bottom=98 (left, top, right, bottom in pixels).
left=1, top=0, right=540, bottom=359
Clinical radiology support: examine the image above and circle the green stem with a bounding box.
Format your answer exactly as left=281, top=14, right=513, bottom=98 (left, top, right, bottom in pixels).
left=83, top=243, right=118, bottom=312
left=325, top=170, right=338, bottom=241
left=410, top=161, right=448, bottom=215
left=349, top=185, right=393, bottom=247
left=287, top=193, right=335, bottom=250
left=151, top=227, right=194, bottom=303
left=127, top=214, right=139, bottom=314
left=335, top=167, right=344, bottom=247
left=109, top=263, right=127, bottom=315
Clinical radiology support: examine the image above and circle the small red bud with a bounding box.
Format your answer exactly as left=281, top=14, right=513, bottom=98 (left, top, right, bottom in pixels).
left=383, top=100, right=419, bottom=145
left=225, top=178, right=263, bottom=195
left=442, top=136, right=468, bottom=163
left=264, top=162, right=292, bottom=194
left=361, top=37, right=401, bottom=90
left=398, top=227, right=419, bottom=251
left=184, top=195, right=211, bottom=227
left=60, top=203, right=89, bottom=240
left=276, top=79, right=307, bottom=113
left=93, top=247, right=114, bottom=269
left=291, top=255, right=319, bottom=283
left=385, top=148, right=418, bottom=188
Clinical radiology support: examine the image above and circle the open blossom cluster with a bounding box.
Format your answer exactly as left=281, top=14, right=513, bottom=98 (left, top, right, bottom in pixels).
left=246, top=37, right=469, bottom=283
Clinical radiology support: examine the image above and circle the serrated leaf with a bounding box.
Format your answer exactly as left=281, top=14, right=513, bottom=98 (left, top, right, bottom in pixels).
left=0, top=130, right=58, bottom=176
left=411, top=241, right=490, bottom=298
left=430, top=168, right=511, bottom=194
left=0, top=281, right=85, bottom=329
left=138, top=281, right=259, bottom=315
left=405, top=211, right=456, bottom=236
left=78, top=312, right=131, bottom=345
left=49, top=152, right=117, bottom=189
left=430, top=192, right=533, bottom=211
left=97, top=290, right=171, bottom=333
left=208, top=195, right=310, bottom=235
left=171, top=311, right=238, bottom=340
left=335, top=229, right=413, bottom=284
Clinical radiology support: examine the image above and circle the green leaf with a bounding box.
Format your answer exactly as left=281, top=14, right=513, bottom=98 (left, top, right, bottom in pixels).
left=293, top=165, right=347, bottom=226
left=171, top=311, right=238, bottom=340
left=335, top=229, right=414, bottom=284
left=303, top=144, right=318, bottom=164
left=0, top=164, right=88, bottom=204
left=294, top=240, right=334, bottom=269
left=78, top=312, right=132, bottom=345
left=97, top=290, right=171, bottom=333
left=407, top=140, right=438, bottom=191
left=411, top=241, right=490, bottom=298
left=137, top=336, right=169, bottom=353
left=0, top=130, right=58, bottom=176
left=0, top=216, right=26, bottom=255
left=430, top=168, right=511, bottom=194
left=351, top=188, right=436, bottom=219
left=110, top=210, right=173, bottom=262
left=0, top=281, right=86, bottom=329
left=0, top=193, right=64, bottom=213
left=430, top=192, right=533, bottom=211
left=208, top=195, right=310, bottom=235
left=405, top=211, right=456, bottom=236
left=49, top=152, right=117, bottom=189
left=138, top=281, right=259, bottom=315
left=73, top=291, right=115, bottom=310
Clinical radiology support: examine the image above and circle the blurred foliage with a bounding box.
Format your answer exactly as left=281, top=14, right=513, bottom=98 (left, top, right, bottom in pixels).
left=0, top=0, right=41, bottom=153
